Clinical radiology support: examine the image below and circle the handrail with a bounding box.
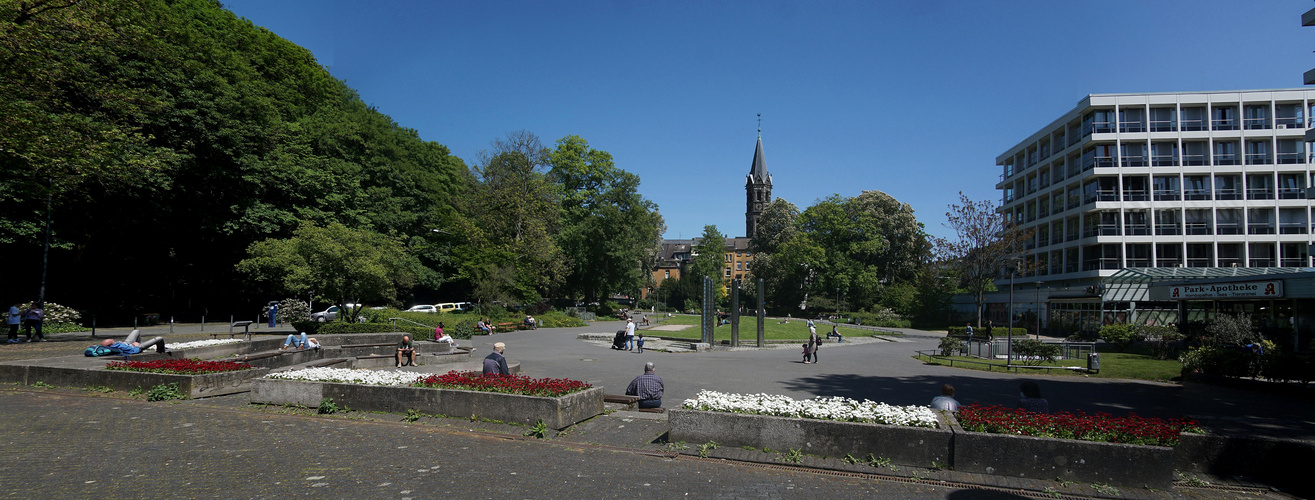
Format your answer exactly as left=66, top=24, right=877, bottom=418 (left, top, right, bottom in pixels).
left=388, top=317, right=434, bottom=334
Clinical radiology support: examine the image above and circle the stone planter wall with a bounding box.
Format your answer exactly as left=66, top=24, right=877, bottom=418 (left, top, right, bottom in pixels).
left=250, top=378, right=603, bottom=429
left=668, top=409, right=952, bottom=468
left=944, top=414, right=1174, bottom=489
left=22, top=365, right=268, bottom=398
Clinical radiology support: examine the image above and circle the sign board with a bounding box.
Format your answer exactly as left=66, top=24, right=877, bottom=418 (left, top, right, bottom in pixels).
left=1168, top=281, right=1283, bottom=300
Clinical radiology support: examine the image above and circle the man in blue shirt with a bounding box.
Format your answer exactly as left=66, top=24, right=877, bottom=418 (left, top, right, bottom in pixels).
left=100, top=330, right=167, bottom=357
left=5, top=304, right=20, bottom=344
left=482, top=342, right=509, bottom=375
left=625, top=362, right=664, bottom=409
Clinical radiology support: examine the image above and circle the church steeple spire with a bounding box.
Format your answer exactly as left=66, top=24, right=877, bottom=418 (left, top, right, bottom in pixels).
left=745, top=115, right=773, bottom=238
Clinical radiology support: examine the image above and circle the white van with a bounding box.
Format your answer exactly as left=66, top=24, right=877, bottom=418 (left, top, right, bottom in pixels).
left=454, top=302, right=474, bottom=312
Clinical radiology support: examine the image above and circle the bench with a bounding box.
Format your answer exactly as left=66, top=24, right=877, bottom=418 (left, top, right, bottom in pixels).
left=217, top=321, right=254, bottom=340
left=604, top=394, right=641, bottom=404
left=495, top=322, right=518, bottom=333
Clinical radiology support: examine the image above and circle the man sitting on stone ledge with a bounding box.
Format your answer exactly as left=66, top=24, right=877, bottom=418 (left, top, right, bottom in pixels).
left=482, top=342, right=509, bottom=375
left=100, top=330, right=167, bottom=359
left=625, top=362, right=663, bottom=409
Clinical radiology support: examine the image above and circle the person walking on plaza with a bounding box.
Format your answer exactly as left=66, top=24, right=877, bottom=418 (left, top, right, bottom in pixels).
left=625, top=362, right=664, bottom=409
left=965, top=322, right=974, bottom=343
left=635, top=333, right=645, bottom=353
left=6, top=303, right=20, bottom=344
left=482, top=342, right=509, bottom=376
left=801, top=342, right=812, bottom=364
left=624, top=318, right=636, bottom=351
left=984, top=319, right=993, bottom=341
left=808, top=326, right=822, bottom=364
left=23, top=305, right=43, bottom=342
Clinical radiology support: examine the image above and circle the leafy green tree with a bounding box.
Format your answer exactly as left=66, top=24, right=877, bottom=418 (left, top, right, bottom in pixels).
left=454, top=131, right=565, bottom=305
left=549, top=135, right=664, bottom=303
left=685, top=225, right=728, bottom=305
left=236, top=222, right=434, bottom=321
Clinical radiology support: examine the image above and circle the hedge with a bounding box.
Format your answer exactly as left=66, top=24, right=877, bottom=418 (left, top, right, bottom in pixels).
left=946, top=326, right=1023, bottom=337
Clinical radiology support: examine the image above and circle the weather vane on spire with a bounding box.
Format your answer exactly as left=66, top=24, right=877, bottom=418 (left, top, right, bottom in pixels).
left=757, top=113, right=762, bottom=138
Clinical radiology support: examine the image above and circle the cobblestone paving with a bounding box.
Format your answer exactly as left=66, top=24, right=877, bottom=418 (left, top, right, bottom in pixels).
left=1, top=390, right=981, bottom=499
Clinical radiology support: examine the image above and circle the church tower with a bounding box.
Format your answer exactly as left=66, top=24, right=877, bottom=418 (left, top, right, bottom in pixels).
left=745, top=117, right=772, bottom=238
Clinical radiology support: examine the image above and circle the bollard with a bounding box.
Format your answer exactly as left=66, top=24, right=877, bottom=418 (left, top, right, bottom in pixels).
left=229, top=315, right=233, bottom=337
left=91, top=317, right=96, bottom=338
left=134, top=317, right=138, bottom=329
left=170, top=317, right=174, bottom=334
left=201, top=316, right=205, bottom=332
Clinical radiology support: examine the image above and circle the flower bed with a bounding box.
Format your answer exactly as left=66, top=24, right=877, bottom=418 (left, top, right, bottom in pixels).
left=251, top=373, right=604, bottom=430
left=957, top=404, right=1199, bottom=447
left=105, top=359, right=253, bottom=375
left=414, top=371, right=590, bottom=397
left=165, top=339, right=243, bottom=350
left=263, top=367, right=422, bottom=386
left=671, top=391, right=951, bottom=468
left=681, top=390, right=938, bottom=427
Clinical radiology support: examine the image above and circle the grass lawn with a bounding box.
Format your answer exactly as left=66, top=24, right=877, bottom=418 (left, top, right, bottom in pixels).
left=645, top=315, right=877, bottom=341
left=913, top=347, right=1183, bottom=382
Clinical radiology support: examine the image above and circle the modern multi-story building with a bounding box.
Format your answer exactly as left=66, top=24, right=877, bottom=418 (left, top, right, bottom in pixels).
left=993, top=89, right=1315, bottom=329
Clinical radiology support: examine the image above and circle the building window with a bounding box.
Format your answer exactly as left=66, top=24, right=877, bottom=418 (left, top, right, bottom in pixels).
left=664, top=270, right=670, bottom=279
left=735, top=262, right=742, bottom=271
left=725, top=269, right=731, bottom=277
left=725, top=254, right=732, bottom=262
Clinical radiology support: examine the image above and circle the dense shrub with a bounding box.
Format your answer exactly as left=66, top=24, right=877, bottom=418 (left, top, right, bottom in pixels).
left=846, top=308, right=911, bottom=328
left=1204, top=313, right=1255, bottom=347
left=1142, top=325, right=1183, bottom=360
left=20, top=302, right=81, bottom=324
left=1098, top=324, right=1142, bottom=351
left=276, top=299, right=309, bottom=324
left=1012, top=339, right=1062, bottom=364
left=1180, top=347, right=1257, bottom=378
left=938, top=336, right=965, bottom=356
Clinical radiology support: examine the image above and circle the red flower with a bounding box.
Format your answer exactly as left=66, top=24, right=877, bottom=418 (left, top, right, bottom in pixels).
left=413, top=371, right=590, bottom=397
left=956, top=404, right=1198, bottom=446
left=106, top=359, right=253, bottom=375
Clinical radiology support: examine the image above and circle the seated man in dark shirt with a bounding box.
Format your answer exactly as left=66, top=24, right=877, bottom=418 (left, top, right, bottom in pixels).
left=482, top=342, right=509, bottom=376
left=396, top=335, right=417, bottom=367
left=625, top=362, right=664, bottom=409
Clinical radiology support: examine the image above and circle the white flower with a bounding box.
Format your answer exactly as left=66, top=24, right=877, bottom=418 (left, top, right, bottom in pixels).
left=165, top=339, right=244, bottom=350
left=264, top=367, right=422, bottom=386
left=680, top=390, right=938, bottom=428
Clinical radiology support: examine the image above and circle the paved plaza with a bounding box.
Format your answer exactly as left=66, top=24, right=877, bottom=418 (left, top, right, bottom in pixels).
left=0, top=318, right=1307, bottom=498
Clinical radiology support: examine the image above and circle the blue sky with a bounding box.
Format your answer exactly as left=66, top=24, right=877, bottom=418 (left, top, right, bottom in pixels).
left=222, top=0, right=1313, bottom=240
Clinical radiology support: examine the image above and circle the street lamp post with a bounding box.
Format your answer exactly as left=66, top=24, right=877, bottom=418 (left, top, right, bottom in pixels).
left=1007, top=268, right=1015, bottom=367
left=1035, top=281, right=1044, bottom=340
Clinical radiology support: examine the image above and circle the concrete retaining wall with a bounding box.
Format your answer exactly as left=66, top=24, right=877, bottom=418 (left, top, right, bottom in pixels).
left=668, top=409, right=952, bottom=468
left=15, top=364, right=268, bottom=398
left=1175, top=432, right=1315, bottom=489
left=250, top=379, right=602, bottom=429
left=949, top=420, right=1174, bottom=489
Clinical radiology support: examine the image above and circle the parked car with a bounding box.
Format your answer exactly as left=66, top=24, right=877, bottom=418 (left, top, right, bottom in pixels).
left=311, top=304, right=362, bottom=322
left=406, top=304, right=437, bottom=314
left=435, top=303, right=459, bottom=313
left=454, top=301, right=474, bottom=312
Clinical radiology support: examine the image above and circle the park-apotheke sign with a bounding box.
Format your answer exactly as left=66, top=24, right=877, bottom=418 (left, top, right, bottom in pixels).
left=1168, top=281, right=1283, bottom=299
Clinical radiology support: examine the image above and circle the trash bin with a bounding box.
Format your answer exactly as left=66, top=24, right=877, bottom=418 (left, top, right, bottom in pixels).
left=1087, top=352, right=1101, bottom=372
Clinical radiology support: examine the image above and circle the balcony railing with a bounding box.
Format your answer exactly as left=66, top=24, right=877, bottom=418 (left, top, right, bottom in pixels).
left=1215, top=188, right=1242, bottom=201
left=1180, top=119, right=1206, bottom=131
left=1280, top=223, right=1308, bottom=234
left=1095, top=157, right=1115, bottom=168
left=1126, top=258, right=1151, bottom=267
left=1084, top=121, right=1115, bottom=135
left=1282, top=258, right=1308, bottom=267
left=1185, top=223, right=1213, bottom=235
left=1212, top=119, right=1238, bottom=131
left=1248, top=225, right=1276, bottom=235
left=1122, top=189, right=1149, bottom=201
left=1155, top=225, right=1182, bottom=235
left=1278, top=187, right=1305, bottom=199
left=1243, top=117, right=1272, bottom=130
left=1250, top=258, right=1276, bottom=267
left=1213, top=153, right=1239, bottom=165
left=1217, top=258, right=1243, bottom=267
left=1151, top=155, right=1178, bottom=167
left=1245, top=153, right=1273, bottom=165
left=1276, top=116, right=1303, bottom=128
left=1083, top=259, right=1122, bottom=271
left=1182, top=154, right=1207, bottom=166
left=1247, top=189, right=1275, bottom=200
left=1124, top=224, right=1151, bottom=236
left=1276, top=152, right=1305, bottom=164
left=1119, top=122, right=1146, bottom=133
left=1216, top=223, right=1244, bottom=235
left=1121, top=156, right=1148, bottom=167
left=1153, top=190, right=1180, bottom=201
left=1149, top=120, right=1176, bottom=132
left=1096, top=189, right=1119, bottom=202
left=1186, top=258, right=1211, bottom=268
left=1183, top=190, right=1211, bottom=201
left=1156, top=258, right=1183, bottom=267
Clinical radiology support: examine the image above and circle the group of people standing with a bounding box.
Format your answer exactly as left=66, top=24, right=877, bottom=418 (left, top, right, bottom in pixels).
left=800, top=319, right=841, bottom=363
left=6, top=303, right=44, bottom=343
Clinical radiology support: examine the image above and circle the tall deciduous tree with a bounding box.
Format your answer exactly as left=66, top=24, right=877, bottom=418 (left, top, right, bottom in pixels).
left=549, top=135, right=664, bottom=303
left=236, top=222, right=434, bottom=320
left=932, top=192, right=1034, bottom=327
left=455, top=131, right=565, bottom=305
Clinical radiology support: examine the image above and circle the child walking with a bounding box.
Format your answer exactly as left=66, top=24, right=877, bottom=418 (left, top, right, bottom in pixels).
left=636, top=334, right=645, bottom=353
left=801, top=342, right=813, bottom=364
